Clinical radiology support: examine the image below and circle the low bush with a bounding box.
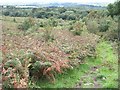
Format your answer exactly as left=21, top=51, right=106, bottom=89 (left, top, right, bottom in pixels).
left=72, top=21, right=84, bottom=35
left=99, top=20, right=109, bottom=32
left=18, top=17, right=35, bottom=31
left=43, top=26, right=55, bottom=42
left=2, top=30, right=99, bottom=88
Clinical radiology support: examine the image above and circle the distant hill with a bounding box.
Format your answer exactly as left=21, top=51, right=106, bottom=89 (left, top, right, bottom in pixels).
left=1, top=2, right=106, bottom=10
left=15, top=2, right=106, bottom=9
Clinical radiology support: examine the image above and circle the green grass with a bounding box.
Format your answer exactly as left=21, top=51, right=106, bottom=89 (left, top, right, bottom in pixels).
left=29, top=41, right=118, bottom=88
left=29, top=64, right=89, bottom=88
left=95, top=41, right=118, bottom=88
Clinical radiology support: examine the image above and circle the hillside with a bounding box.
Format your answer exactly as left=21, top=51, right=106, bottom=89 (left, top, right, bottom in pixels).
left=1, top=1, right=119, bottom=89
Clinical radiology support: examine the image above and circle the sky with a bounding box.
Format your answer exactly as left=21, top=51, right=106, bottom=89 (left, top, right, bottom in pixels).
left=0, top=0, right=116, bottom=5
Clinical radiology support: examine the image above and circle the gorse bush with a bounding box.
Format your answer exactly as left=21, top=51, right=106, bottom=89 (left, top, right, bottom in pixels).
left=13, top=18, right=16, bottom=22
left=86, top=20, right=99, bottom=34
left=49, top=18, right=58, bottom=27
left=103, top=20, right=118, bottom=41
left=43, top=25, right=55, bottom=42
left=72, top=21, right=84, bottom=35
left=99, top=22, right=109, bottom=32
left=18, top=17, right=35, bottom=31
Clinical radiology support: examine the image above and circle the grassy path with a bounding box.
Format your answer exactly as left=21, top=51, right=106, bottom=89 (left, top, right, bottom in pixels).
left=29, top=41, right=118, bottom=88
left=75, top=41, right=118, bottom=88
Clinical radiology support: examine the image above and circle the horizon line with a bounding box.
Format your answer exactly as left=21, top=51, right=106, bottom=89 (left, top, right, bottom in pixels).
left=0, top=1, right=114, bottom=6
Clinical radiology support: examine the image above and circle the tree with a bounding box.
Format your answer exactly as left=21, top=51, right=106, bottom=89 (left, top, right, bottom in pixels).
left=115, top=1, right=120, bottom=15
left=58, top=7, right=67, bottom=13
left=107, top=1, right=120, bottom=17
left=3, top=11, right=10, bottom=16
left=32, top=8, right=37, bottom=13
left=107, top=3, right=114, bottom=17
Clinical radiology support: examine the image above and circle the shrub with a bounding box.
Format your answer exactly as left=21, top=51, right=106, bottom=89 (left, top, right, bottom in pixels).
left=18, top=17, right=35, bottom=31
left=99, top=20, right=109, bottom=32
left=59, top=14, right=68, bottom=20
left=43, top=26, right=55, bottom=42
left=48, top=18, right=58, bottom=27
left=39, top=22, right=45, bottom=27
left=86, top=20, right=99, bottom=34
left=13, top=18, right=16, bottom=22
left=72, top=21, right=85, bottom=35
left=34, top=11, right=49, bottom=18
left=3, top=11, right=10, bottom=16
left=27, top=43, right=70, bottom=82
left=103, top=20, right=118, bottom=41
left=2, top=58, right=28, bottom=88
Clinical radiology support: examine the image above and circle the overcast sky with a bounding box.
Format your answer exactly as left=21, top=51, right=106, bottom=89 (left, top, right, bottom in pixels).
left=0, top=0, right=116, bottom=5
